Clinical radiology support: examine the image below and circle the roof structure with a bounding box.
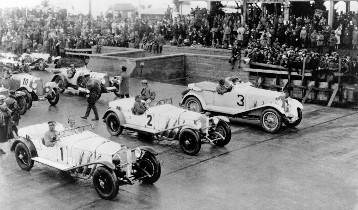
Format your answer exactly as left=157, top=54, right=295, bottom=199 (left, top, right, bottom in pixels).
left=112, top=3, right=136, bottom=11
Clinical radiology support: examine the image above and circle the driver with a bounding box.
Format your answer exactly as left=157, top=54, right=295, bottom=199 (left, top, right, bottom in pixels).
left=44, top=121, right=59, bottom=147
left=216, top=79, right=232, bottom=95
left=132, top=95, right=147, bottom=115
left=67, top=64, right=76, bottom=79
left=225, top=76, right=241, bottom=85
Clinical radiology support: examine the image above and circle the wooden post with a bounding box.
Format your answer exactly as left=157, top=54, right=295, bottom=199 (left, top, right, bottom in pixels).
left=301, top=56, right=306, bottom=97
left=328, top=0, right=334, bottom=28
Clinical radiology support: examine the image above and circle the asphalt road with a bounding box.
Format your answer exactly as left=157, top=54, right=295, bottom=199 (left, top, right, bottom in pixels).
left=1, top=70, right=358, bottom=210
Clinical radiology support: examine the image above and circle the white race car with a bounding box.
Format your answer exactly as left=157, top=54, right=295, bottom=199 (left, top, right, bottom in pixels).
left=103, top=98, right=231, bottom=155
left=180, top=78, right=303, bottom=133
left=10, top=122, right=161, bottom=200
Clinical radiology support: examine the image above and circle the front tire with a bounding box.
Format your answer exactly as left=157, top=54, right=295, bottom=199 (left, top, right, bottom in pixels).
left=184, top=96, right=203, bottom=113
left=106, top=113, right=123, bottom=136
left=14, top=142, right=34, bottom=171
left=212, top=120, right=231, bottom=147
left=284, top=108, right=302, bottom=127
left=178, top=129, right=201, bottom=155
left=16, top=95, right=27, bottom=115
left=48, top=89, right=60, bottom=106
left=92, top=167, right=119, bottom=200
left=260, top=108, right=282, bottom=133
left=138, top=153, right=161, bottom=184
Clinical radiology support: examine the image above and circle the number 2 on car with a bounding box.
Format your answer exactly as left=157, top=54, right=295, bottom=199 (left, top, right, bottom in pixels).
left=146, top=114, right=153, bottom=127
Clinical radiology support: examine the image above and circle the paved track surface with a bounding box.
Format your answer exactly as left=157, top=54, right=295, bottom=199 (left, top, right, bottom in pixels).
left=1, top=70, right=358, bottom=210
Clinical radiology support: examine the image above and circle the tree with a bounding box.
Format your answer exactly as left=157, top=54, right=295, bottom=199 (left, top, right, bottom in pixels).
left=41, top=0, right=50, bottom=8
left=106, top=12, right=113, bottom=20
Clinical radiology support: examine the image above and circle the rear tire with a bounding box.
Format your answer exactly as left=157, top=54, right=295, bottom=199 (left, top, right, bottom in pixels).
left=14, top=142, right=34, bottom=171
left=138, top=153, right=161, bottom=184
left=212, top=120, right=231, bottom=147
left=106, top=113, right=123, bottom=136
left=184, top=96, right=203, bottom=113
left=178, top=129, right=201, bottom=155
left=92, top=167, right=119, bottom=200
left=260, top=108, right=282, bottom=133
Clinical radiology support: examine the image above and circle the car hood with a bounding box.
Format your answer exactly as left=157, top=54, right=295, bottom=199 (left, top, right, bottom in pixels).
left=11, top=73, right=40, bottom=81
left=243, top=85, right=282, bottom=98
left=60, top=130, right=123, bottom=155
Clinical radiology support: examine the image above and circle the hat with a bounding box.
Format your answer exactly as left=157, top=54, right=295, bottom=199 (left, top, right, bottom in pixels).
left=141, top=80, right=148, bottom=84
left=48, top=121, right=57, bottom=125
left=70, top=64, right=75, bottom=67
left=121, top=66, right=127, bottom=71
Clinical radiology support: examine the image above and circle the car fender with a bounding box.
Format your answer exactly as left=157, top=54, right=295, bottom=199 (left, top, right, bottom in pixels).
left=237, top=103, right=286, bottom=116
left=180, top=125, right=200, bottom=132
left=102, top=108, right=126, bottom=125
left=287, top=98, right=303, bottom=110
left=10, top=137, right=38, bottom=158
left=97, top=160, right=115, bottom=170
left=44, top=81, right=58, bottom=89
left=181, top=91, right=208, bottom=110
left=137, top=146, right=158, bottom=156
left=17, top=86, right=33, bottom=93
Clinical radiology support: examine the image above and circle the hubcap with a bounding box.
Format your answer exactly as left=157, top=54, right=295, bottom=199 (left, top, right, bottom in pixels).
left=264, top=112, right=278, bottom=129
left=188, top=101, right=198, bottom=112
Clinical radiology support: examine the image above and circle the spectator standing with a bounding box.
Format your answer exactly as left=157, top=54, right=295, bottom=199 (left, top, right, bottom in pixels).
left=310, top=30, right=317, bottom=49
left=0, top=95, right=12, bottom=141
left=328, top=32, right=337, bottom=53
left=300, top=27, right=308, bottom=48
left=158, top=33, right=165, bottom=53
left=335, top=25, right=342, bottom=49
left=118, top=66, right=130, bottom=98
left=352, top=27, right=358, bottom=49
left=237, top=24, right=245, bottom=47
left=316, top=31, right=324, bottom=53
left=5, top=91, right=20, bottom=137
left=342, top=27, right=351, bottom=49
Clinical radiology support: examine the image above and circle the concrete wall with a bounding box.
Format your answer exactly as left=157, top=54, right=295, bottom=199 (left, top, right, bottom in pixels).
left=184, top=54, right=249, bottom=83
left=130, top=54, right=186, bottom=82
left=86, top=55, right=136, bottom=76
left=163, top=45, right=232, bottom=57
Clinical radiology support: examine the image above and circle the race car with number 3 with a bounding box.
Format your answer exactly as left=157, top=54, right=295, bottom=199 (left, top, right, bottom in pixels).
left=103, top=98, right=231, bottom=156
left=10, top=122, right=161, bottom=200
left=180, top=78, right=303, bottom=133
left=0, top=72, right=60, bottom=109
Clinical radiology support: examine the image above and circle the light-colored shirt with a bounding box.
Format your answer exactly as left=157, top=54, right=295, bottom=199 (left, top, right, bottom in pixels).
left=44, top=130, right=58, bottom=147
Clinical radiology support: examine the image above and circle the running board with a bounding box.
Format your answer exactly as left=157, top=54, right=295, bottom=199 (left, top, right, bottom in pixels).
left=32, top=157, right=70, bottom=171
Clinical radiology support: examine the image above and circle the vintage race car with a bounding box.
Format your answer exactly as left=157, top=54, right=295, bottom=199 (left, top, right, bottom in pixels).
left=0, top=52, right=18, bottom=61
left=0, top=72, right=60, bottom=109
left=103, top=98, right=231, bottom=155
left=0, top=86, right=27, bottom=115
left=180, top=79, right=303, bottom=133
left=51, top=67, right=119, bottom=97
left=20, top=53, right=51, bottom=71
left=10, top=122, right=161, bottom=200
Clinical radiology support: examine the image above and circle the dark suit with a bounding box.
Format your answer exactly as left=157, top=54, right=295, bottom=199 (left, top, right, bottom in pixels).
left=84, top=80, right=100, bottom=119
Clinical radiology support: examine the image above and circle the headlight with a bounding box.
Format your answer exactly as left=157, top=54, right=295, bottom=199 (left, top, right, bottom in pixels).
left=45, top=88, right=50, bottom=92
left=112, top=154, right=121, bottom=165
left=134, top=148, right=142, bottom=158
left=32, top=83, right=37, bottom=89
left=101, top=78, right=105, bottom=85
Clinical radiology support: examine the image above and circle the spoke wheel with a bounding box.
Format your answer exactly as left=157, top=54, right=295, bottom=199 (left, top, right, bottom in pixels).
left=212, top=121, right=231, bottom=147
left=106, top=113, right=123, bottom=136
left=15, top=142, right=34, bottom=171
left=260, top=108, right=282, bottom=133
left=137, top=154, right=161, bottom=184
left=179, top=129, right=201, bottom=155
left=184, top=97, right=203, bottom=113
left=93, top=167, right=119, bottom=200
